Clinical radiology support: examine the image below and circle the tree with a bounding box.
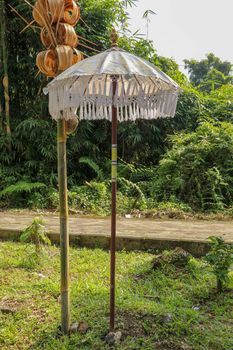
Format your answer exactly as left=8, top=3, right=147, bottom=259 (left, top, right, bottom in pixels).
left=184, top=53, right=232, bottom=91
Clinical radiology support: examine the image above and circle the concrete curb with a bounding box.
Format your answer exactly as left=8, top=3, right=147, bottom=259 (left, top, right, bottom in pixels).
left=0, top=229, right=211, bottom=256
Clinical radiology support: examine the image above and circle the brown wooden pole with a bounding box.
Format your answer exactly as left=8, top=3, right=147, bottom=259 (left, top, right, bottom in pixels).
left=110, top=78, right=117, bottom=331
left=58, top=119, right=70, bottom=335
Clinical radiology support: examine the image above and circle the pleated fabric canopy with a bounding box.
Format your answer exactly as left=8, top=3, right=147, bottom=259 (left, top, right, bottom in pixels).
left=45, top=46, right=180, bottom=122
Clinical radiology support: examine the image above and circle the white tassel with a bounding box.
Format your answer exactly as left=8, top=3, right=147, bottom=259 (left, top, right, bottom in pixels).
left=80, top=105, right=83, bottom=119
left=125, top=106, right=128, bottom=121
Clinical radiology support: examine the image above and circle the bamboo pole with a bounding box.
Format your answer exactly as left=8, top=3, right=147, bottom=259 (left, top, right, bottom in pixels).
left=0, top=0, right=11, bottom=136
left=57, top=119, right=70, bottom=335
left=0, top=39, right=3, bottom=130
left=110, top=77, right=117, bottom=332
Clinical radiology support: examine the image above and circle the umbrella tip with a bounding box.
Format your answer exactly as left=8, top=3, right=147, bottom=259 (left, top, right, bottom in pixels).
left=110, top=28, right=118, bottom=48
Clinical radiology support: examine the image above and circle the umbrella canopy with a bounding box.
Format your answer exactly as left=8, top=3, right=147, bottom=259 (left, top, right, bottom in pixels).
left=45, top=46, right=180, bottom=122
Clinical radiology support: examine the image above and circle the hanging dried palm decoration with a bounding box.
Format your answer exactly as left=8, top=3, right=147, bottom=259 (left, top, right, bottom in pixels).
left=31, top=0, right=83, bottom=336
left=32, top=0, right=82, bottom=77
left=36, top=49, right=57, bottom=76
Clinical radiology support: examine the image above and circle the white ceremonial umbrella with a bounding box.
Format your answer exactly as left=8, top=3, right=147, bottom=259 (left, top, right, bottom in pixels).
left=45, top=31, right=180, bottom=333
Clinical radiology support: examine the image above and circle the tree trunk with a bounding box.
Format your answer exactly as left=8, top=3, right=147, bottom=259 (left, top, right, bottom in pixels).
left=217, top=278, right=223, bottom=292
left=0, top=0, right=11, bottom=135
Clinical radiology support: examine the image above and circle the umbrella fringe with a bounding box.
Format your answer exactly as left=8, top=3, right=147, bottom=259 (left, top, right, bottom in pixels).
left=49, top=99, right=178, bottom=122
left=48, top=77, right=179, bottom=122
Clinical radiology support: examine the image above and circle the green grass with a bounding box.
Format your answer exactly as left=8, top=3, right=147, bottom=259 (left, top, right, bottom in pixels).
left=0, top=242, right=233, bottom=350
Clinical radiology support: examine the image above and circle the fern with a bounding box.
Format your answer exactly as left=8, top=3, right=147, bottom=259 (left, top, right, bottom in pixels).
left=0, top=181, right=46, bottom=197
left=79, top=157, right=104, bottom=181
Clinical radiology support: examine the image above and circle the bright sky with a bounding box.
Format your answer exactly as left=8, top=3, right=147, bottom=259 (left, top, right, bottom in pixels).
left=128, top=0, right=233, bottom=71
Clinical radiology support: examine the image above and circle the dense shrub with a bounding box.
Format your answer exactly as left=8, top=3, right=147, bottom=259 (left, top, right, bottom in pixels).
left=152, top=122, right=233, bottom=211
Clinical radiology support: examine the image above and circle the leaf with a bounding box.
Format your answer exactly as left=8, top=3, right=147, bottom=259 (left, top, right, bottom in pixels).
left=143, top=9, right=157, bottom=19
left=20, top=229, right=32, bottom=242
left=124, top=0, right=138, bottom=8
left=0, top=182, right=46, bottom=197
left=79, top=157, right=104, bottom=181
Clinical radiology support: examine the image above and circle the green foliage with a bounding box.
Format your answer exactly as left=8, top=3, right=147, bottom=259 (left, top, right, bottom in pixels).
left=68, top=181, right=110, bottom=215
left=20, top=217, right=51, bottom=260
left=204, top=84, right=233, bottom=123
left=78, top=0, right=136, bottom=46
left=79, top=157, right=104, bottom=181
left=0, top=181, right=46, bottom=197
left=0, top=180, right=47, bottom=209
left=155, top=200, right=192, bottom=213
left=205, top=236, right=233, bottom=291
left=210, top=84, right=233, bottom=101
left=143, top=9, right=157, bottom=19
left=118, top=177, right=147, bottom=210
left=184, top=53, right=232, bottom=92
left=199, top=68, right=232, bottom=93
left=67, top=178, right=147, bottom=215
left=153, top=122, right=233, bottom=211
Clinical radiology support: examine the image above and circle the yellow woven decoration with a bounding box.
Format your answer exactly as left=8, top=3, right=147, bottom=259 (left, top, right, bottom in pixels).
left=57, top=23, right=78, bottom=47
left=56, top=45, right=73, bottom=71
left=64, top=0, right=80, bottom=26
left=40, top=26, right=52, bottom=48
left=36, top=50, right=57, bottom=77
left=41, top=23, right=78, bottom=48
left=33, top=0, right=83, bottom=76
left=48, top=0, right=64, bottom=24
left=33, top=0, right=49, bottom=27
left=33, top=0, right=80, bottom=27
left=33, top=0, right=64, bottom=26
left=72, top=49, right=84, bottom=64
